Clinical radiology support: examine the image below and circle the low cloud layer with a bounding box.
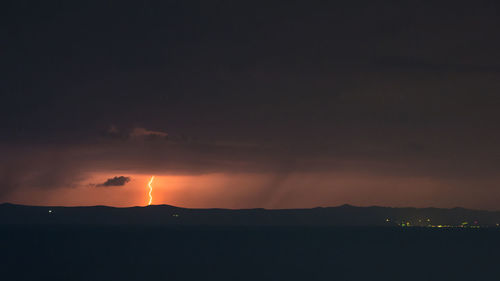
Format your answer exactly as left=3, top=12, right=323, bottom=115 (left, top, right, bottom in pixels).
left=97, top=176, right=131, bottom=187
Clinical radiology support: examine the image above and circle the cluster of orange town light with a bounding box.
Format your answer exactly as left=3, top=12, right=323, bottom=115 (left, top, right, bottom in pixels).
left=385, top=218, right=496, bottom=228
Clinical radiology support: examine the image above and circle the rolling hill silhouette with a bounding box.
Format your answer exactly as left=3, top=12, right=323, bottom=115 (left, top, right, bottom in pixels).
left=1, top=203, right=499, bottom=226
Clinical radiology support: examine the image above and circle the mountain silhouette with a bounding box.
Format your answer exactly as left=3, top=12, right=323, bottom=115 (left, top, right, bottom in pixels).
left=1, top=203, right=499, bottom=226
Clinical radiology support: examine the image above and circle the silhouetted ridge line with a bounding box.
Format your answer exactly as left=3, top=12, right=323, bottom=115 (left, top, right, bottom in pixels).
left=1, top=203, right=500, bottom=227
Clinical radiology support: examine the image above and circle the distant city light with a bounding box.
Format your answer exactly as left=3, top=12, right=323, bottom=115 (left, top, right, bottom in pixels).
left=386, top=218, right=491, bottom=229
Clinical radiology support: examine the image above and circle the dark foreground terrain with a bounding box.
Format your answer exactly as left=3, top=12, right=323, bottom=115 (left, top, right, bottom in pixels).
left=1, top=225, right=500, bottom=281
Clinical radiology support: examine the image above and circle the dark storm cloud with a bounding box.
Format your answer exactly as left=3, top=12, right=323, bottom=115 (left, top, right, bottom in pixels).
left=374, top=57, right=500, bottom=73
left=97, top=176, right=131, bottom=187
left=2, top=0, right=500, bottom=208
left=0, top=146, right=86, bottom=198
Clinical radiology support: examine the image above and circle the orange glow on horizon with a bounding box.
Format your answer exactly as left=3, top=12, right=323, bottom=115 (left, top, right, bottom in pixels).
left=6, top=171, right=498, bottom=211
left=148, top=176, right=155, bottom=205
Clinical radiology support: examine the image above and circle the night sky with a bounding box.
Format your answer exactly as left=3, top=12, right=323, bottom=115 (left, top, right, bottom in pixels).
left=2, top=1, right=500, bottom=209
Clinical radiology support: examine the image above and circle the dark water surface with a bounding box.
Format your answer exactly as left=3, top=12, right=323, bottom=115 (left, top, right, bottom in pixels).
left=1, top=226, right=499, bottom=281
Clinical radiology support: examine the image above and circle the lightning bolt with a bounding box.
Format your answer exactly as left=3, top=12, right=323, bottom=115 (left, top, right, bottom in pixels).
left=148, top=176, right=155, bottom=206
